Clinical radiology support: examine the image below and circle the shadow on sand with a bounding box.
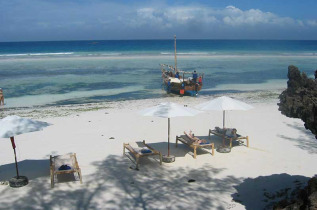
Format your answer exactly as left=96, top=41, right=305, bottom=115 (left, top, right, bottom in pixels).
left=278, top=122, right=317, bottom=154
left=0, top=159, right=50, bottom=181
left=232, top=173, right=311, bottom=210
left=136, top=141, right=216, bottom=159
left=1, top=156, right=311, bottom=209
left=200, top=135, right=247, bottom=150
left=0, top=155, right=242, bottom=210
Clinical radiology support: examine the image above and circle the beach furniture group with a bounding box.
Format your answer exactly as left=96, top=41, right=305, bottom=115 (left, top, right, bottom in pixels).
left=50, top=153, right=83, bottom=188
left=123, top=127, right=249, bottom=168
left=47, top=126, right=249, bottom=185
left=46, top=126, right=249, bottom=186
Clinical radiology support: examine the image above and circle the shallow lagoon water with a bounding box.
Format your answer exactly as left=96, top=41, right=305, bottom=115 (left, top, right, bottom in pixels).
left=0, top=40, right=316, bottom=108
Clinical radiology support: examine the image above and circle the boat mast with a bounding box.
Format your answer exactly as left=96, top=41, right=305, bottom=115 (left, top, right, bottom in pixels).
left=174, top=35, right=177, bottom=73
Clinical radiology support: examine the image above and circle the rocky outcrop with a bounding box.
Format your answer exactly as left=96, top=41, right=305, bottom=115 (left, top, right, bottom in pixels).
left=278, top=65, right=317, bottom=138
left=274, top=177, right=317, bottom=209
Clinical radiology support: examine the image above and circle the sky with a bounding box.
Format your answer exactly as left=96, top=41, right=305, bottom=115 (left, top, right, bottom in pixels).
left=0, top=0, right=316, bottom=42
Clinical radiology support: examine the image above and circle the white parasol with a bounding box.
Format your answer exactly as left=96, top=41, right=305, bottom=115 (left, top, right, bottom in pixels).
left=139, top=102, right=202, bottom=158
left=196, top=96, right=253, bottom=128
left=0, top=115, right=51, bottom=187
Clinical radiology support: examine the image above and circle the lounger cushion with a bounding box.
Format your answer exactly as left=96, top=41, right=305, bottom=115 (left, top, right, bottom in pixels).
left=58, top=165, right=71, bottom=170
left=141, top=149, right=152, bottom=154
left=134, top=147, right=152, bottom=154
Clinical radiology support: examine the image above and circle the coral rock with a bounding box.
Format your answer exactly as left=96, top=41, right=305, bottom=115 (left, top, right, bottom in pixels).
left=278, top=65, right=317, bottom=138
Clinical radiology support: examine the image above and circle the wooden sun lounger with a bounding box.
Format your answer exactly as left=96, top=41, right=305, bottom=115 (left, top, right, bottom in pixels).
left=123, top=140, right=162, bottom=169
left=50, top=153, right=83, bottom=188
left=209, top=129, right=249, bottom=148
left=176, top=135, right=214, bottom=159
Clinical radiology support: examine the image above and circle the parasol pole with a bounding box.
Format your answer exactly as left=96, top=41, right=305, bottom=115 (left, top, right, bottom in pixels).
left=174, top=35, right=177, bottom=74
left=168, top=118, right=170, bottom=156
left=10, top=136, right=19, bottom=178
left=223, top=110, right=226, bottom=128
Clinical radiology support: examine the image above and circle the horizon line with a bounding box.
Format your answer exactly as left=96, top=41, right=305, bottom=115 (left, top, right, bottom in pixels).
left=1, top=38, right=317, bottom=43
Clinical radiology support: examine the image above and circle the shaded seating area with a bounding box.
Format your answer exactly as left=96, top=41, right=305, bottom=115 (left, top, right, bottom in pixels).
left=50, top=153, right=83, bottom=188
left=209, top=127, right=249, bottom=148
left=175, top=134, right=215, bottom=159
left=123, top=140, right=162, bottom=170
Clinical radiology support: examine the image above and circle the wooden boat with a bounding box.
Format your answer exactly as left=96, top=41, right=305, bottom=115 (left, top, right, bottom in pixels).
left=161, top=36, right=203, bottom=96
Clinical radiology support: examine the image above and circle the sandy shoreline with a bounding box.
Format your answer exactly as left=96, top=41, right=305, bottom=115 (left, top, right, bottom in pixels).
left=1, top=89, right=282, bottom=118
left=0, top=91, right=316, bottom=209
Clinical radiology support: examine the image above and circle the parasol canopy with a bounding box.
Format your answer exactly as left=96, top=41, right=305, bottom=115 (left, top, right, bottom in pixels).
left=196, top=96, right=253, bottom=128
left=0, top=115, right=51, bottom=138
left=139, top=102, right=202, bottom=158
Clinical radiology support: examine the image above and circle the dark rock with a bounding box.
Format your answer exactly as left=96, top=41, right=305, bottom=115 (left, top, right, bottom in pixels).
left=278, top=65, right=317, bottom=138
left=308, top=178, right=317, bottom=209
left=274, top=177, right=317, bottom=210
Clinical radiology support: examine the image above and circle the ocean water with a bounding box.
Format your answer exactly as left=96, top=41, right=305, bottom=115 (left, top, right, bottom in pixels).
left=0, top=40, right=316, bottom=108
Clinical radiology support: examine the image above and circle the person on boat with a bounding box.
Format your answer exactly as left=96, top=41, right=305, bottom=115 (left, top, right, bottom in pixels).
left=198, top=76, right=202, bottom=85
left=167, top=79, right=171, bottom=93
left=0, top=88, right=4, bottom=106
left=180, top=82, right=185, bottom=96
left=192, top=70, right=198, bottom=83
left=175, top=71, right=180, bottom=79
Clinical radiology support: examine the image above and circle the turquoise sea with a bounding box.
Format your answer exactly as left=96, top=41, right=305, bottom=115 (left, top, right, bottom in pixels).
left=0, top=40, right=316, bottom=108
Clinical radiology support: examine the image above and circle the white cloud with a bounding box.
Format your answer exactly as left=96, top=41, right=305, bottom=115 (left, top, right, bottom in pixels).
left=124, top=5, right=306, bottom=30
left=1, top=1, right=316, bottom=41
left=125, top=6, right=219, bottom=30
left=307, top=20, right=317, bottom=26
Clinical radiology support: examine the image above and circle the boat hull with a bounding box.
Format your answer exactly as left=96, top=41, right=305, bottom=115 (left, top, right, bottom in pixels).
left=162, top=72, right=202, bottom=96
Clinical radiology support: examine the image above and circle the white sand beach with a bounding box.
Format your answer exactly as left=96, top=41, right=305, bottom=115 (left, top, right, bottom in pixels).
left=0, top=93, right=316, bottom=210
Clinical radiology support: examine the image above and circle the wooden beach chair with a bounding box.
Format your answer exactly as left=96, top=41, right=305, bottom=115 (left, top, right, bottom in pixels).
left=175, top=135, right=215, bottom=159
left=50, top=153, right=83, bottom=188
left=208, top=127, right=249, bottom=148
left=123, top=140, right=162, bottom=170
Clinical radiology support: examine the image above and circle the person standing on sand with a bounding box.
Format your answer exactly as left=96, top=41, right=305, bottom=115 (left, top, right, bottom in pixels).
left=0, top=88, right=4, bottom=106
